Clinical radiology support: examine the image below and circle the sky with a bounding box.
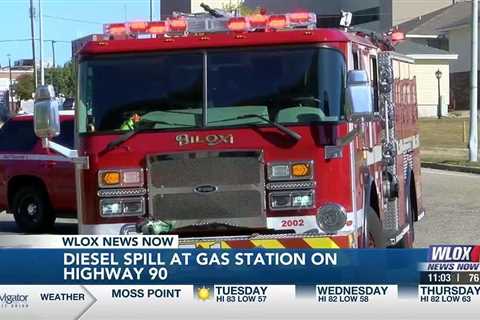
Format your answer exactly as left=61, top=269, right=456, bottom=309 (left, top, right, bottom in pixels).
left=0, top=0, right=159, bottom=68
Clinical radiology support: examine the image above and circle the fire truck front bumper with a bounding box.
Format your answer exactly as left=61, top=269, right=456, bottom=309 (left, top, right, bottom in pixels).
left=81, top=223, right=356, bottom=249
left=179, top=233, right=356, bottom=249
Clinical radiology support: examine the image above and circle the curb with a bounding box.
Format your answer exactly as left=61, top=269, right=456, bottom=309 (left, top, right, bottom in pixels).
left=421, top=162, right=480, bottom=175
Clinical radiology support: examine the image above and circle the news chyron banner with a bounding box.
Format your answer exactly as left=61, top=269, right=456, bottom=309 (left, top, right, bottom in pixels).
left=0, top=236, right=479, bottom=319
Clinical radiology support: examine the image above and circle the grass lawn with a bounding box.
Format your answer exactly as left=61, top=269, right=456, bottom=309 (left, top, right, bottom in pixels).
left=419, top=118, right=472, bottom=149
left=419, top=117, right=480, bottom=165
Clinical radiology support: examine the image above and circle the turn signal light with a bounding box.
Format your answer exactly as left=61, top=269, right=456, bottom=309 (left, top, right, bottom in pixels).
left=102, top=172, right=121, bottom=185
left=292, top=163, right=311, bottom=177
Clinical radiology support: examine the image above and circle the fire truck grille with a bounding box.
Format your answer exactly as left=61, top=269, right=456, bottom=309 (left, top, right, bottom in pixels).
left=146, top=151, right=266, bottom=228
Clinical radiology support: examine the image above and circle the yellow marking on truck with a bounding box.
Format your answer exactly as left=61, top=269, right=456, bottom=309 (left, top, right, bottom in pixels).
left=250, top=239, right=285, bottom=249
left=303, top=237, right=340, bottom=249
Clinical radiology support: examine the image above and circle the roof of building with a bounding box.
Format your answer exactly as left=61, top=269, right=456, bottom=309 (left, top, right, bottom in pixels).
left=395, top=40, right=458, bottom=60
left=396, top=2, right=473, bottom=36
left=395, top=40, right=450, bottom=55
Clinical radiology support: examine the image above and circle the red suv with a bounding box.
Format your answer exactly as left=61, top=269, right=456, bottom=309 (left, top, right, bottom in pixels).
left=0, top=112, right=76, bottom=233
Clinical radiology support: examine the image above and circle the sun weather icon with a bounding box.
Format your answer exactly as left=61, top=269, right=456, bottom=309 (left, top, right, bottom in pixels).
left=197, top=287, right=211, bottom=301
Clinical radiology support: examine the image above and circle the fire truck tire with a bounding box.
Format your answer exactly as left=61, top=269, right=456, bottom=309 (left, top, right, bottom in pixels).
left=12, top=186, right=55, bottom=234
left=365, top=207, right=385, bottom=248
left=392, top=188, right=415, bottom=248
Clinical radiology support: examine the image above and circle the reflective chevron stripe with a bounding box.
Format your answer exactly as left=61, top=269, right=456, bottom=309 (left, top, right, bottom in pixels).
left=194, top=235, right=353, bottom=249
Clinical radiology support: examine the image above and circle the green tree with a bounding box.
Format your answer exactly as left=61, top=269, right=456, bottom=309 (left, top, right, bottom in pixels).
left=222, top=2, right=258, bottom=16
left=13, top=73, right=35, bottom=100
left=45, top=61, right=75, bottom=98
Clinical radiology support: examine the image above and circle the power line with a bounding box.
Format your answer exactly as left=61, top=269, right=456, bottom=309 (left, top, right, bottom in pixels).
left=43, top=14, right=103, bottom=25
left=0, top=39, right=70, bottom=43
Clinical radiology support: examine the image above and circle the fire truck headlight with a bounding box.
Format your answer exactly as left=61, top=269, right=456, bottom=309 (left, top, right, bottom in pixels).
left=316, top=204, right=347, bottom=233
left=270, top=193, right=292, bottom=209
left=100, top=198, right=145, bottom=217
left=268, top=164, right=290, bottom=180
left=269, top=191, right=314, bottom=210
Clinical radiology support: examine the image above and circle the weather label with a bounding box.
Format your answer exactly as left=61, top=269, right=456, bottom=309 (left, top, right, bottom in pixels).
left=196, top=285, right=270, bottom=303
left=418, top=285, right=480, bottom=303
left=315, top=285, right=397, bottom=303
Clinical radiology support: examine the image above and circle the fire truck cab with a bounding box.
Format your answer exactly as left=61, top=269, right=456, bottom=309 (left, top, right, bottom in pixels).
left=34, top=8, right=424, bottom=248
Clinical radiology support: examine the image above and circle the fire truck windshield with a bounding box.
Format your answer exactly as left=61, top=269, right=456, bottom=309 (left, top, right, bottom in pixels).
left=77, top=46, right=345, bottom=134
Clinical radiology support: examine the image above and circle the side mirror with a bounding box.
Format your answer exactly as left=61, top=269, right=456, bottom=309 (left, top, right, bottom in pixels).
left=34, top=85, right=60, bottom=140
left=346, top=70, right=373, bottom=118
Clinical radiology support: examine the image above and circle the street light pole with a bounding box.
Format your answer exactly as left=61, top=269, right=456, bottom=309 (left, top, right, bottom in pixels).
left=29, top=0, right=37, bottom=90
left=38, top=0, right=45, bottom=86
left=469, top=0, right=478, bottom=162
left=436, top=69, right=443, bottom=119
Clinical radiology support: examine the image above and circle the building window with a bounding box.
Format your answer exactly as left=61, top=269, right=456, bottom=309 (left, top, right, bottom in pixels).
left=352, top=7, right=380, bottom=26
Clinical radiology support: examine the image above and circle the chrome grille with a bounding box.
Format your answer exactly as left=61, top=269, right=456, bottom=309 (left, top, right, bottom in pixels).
left=146, top=151, right=266, bottom=229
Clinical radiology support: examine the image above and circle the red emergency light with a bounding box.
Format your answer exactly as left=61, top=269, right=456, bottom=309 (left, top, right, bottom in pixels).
left=167, top=17, right=188, bottom=33
left=288, top=12, right=311, bottom=24
left=147, top=21, right=167, bottom=35
left=267, top=15, right=288, bottom=30
left=103, top=11, right=317, bottom=39
left=248, top=14, right=268, bottom=29
left=129, top=21, right=149, bottom=33
left=105, top=23, right=127, bottom=36
left=227, top=17, right=249, bottom=32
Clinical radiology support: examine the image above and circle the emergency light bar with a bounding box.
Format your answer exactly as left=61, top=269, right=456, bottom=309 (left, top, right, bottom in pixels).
left=103, top=11, right=317, bottom=39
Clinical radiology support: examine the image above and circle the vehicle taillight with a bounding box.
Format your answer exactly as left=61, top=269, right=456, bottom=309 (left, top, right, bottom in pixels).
left=227, top=17, right=248, bottom=32
left=167, top=17, right=188, bottom=33
left=148, top=21, right=167, bottom=35
left=248, top=14, right=268, bottom=29
left=129, top=21, right=149, bottom=33
left=267, top=15, right=288, bottom=30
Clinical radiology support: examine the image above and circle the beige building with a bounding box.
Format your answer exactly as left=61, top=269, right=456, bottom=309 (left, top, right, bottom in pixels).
left=161, top=0, right=244, bottom=17
left=395, top=41, right=458, bottom=117
left=245, top=0, right=466, bottom=32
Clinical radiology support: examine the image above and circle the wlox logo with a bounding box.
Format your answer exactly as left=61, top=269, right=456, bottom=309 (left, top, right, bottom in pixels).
left=0, top=293, right=29, bottom=309
left=429, top=245, right=480, bottom=262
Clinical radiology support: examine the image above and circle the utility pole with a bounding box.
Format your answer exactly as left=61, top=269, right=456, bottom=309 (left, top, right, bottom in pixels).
left=7, top=54, right=13, bottom=110
left=29, top=0, right=37, bottom=90
left=469, top=0, right=478, bottom=162
left=150, top=0, right=154, bottom=21
left=38, top=0, right=45, bottom=85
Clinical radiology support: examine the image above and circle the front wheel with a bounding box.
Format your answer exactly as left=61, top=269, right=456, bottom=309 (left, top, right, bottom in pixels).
left=12, top=186, right=55, bottom=233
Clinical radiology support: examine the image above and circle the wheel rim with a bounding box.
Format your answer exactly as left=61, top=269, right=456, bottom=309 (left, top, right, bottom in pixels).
left=19, top=196, right=40, bottom=224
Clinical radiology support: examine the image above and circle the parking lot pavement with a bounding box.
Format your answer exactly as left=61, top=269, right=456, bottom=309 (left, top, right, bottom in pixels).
left=1, top=168, right=479, bottom=248
left=414, top=168, right=480, bottom=247
left=0, top=211, right=77, bottom=235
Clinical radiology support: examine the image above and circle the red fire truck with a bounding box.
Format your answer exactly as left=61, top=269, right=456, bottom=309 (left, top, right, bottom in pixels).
left=34, top=7, right=424, bottom=248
